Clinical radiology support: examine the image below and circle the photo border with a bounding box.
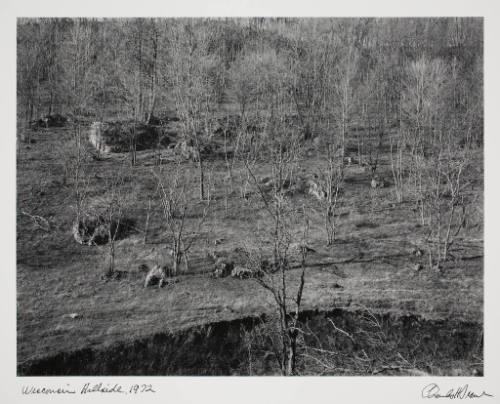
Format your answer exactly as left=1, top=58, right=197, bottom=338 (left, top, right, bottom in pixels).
left=2, top=1, right=499, bottom=403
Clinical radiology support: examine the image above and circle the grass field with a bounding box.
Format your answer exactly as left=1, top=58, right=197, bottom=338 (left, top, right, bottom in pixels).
left=16, top=123, right=484, bottom=374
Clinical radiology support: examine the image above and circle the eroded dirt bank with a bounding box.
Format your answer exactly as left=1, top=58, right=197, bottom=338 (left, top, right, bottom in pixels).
left=18, top=309, right=482, bottom=376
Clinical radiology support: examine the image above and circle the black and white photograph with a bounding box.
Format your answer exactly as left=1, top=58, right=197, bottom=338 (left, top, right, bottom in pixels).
left=3, top=0, right=500, bottom=402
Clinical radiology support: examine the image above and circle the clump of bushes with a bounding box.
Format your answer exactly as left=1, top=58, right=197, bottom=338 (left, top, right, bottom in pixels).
left=72, top=215, right=135, bottom=246
left=31, top=113, right=69, bottom=129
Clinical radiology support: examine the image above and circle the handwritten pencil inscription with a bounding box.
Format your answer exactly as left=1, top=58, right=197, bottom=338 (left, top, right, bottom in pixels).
left=22, top=383, right=156, bottom=395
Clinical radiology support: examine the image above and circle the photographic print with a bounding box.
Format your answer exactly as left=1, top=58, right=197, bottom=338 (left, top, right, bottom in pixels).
left=16, top=17, right=484, bottom=378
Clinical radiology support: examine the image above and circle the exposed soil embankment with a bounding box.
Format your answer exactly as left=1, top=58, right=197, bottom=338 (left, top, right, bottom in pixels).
left=18, top=309, right=482, bottom=376
left=88, top=121, right=175, bottom=153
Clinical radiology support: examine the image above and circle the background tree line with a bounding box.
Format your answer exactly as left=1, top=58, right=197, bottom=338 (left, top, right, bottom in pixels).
left=17, top=18, right=482, bottom=142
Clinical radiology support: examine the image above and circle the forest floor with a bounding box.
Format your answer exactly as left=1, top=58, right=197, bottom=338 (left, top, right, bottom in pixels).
left=16, top=123, right=484, bottom=374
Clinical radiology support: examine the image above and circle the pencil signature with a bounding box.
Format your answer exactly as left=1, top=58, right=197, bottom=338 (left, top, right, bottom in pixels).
left=422, top=383, right=493, bottom=399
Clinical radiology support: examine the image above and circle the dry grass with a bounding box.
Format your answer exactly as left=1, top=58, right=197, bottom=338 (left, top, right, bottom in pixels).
left=16, top=125, right=483, bottom=367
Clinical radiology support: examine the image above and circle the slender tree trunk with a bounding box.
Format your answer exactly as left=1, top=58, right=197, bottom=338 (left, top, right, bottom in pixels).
left=443, top=200, right=456, bottom=261
left=138, top=32, right=143, bottom=121
left=287, top=330, right=298, bottom=375
left=147, top=28, right=158, bottom=123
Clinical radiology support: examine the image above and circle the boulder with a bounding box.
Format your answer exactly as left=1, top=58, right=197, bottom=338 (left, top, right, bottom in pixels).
left=412, top=247, right=424, bottom=257
left=289, top=242, right=316, bottom=256
left=370, top=176, right=386, bottom=188
left=259, top=176, right=272, bottom=185
left=345, top=156, right=359, bottom=165
left=88, top=122, right=112, bottom=153
left=231, top=266, right=263, bottom=279
left=175, top=141, right=199, bottom=161
left=72, top=216, right=108, bottom=246
left=307, top=180, right=327, bottom=200
left=213, top=238, right=225, bottom=246
left=312, top=136, right=321, bottom=147
left=144, top=264, right=173, bottom=288
left=210, top=258, right=234, bottom=278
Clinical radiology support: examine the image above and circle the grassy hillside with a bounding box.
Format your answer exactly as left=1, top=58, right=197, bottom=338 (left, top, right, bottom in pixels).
left=16, top=123, right=483, bottom=370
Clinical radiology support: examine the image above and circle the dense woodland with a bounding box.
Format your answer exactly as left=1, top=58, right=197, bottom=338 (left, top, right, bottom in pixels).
left=17, top=18, right=483, bottom=376
left=18, top=18, right=482, bottom=135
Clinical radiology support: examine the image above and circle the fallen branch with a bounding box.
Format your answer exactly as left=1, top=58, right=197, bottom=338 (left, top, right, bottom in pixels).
left=328, top=318, right=355, bottom=342
left=372, top=365, right=404, bottom=375
left=21, top=211, right=50, bottom=231
left=459, top=254, right=483, bottom=261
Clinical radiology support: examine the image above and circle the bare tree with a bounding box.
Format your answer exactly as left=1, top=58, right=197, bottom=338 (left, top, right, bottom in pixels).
left=401, top=57, right=448, bottom=221
left=319, top=143, right=344, bottom=245
left=102, top=165, right=131, bottom=277
left=399, top=55, right=478, bottom=269
left=389, top=126, right=408, bottom=203
left=168, top=21, right=220, bottom=201
left=417, top=143, right=473, bottom=269
left=70, top=125, right=89, bottom=227
left=243, top=194, right=311, bottom=375
left=243, top=118, right=310, bottom=375
left=153, top=163, right=209, bottom=276
left=69, top=18, right=92, bottom=230
left=332, top=22, right=360, bottom=161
